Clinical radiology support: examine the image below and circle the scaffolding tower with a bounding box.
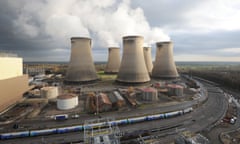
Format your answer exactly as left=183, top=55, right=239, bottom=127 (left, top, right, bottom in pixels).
left=84, top=117, right=121, bottom=144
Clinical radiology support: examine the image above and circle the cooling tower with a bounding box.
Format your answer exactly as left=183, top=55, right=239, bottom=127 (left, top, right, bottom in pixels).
left=116, top=36, right=150, bottom=83
left=152, top=41, right=179, bottom=79
left=143, top=47, right=153, bottom=74
left=104, top=47, right=121, bottom=74
left=65, top=37, right=98, bottom=83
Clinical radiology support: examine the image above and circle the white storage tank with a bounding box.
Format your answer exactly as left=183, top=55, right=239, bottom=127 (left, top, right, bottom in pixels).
left=40, top=86, right=59, bottom=99
left=57, top=94, right=78, bottom=110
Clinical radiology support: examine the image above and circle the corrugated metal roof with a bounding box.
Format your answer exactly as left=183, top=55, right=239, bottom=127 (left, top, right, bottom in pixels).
left=98, top=93, right=112, bottom=105
left=113, top=91, right=124, bottom=101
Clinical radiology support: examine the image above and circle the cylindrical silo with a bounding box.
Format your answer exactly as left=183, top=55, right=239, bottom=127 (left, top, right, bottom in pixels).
left=143, top=47, right=153, bottom=74
left=152, top=41, right=179, bottom=79
left=104, top=47, right=121, bottom=74
left=40, top=86, right=59, bottom=99
left=57, top=94, right=78, bottom=110
left=65, top=37, right=98, bottom=83
left=116, top=36, right=150, bottom=83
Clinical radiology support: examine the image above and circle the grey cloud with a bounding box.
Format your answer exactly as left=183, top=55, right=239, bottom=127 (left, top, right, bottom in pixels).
left=0, top=0, right=239, bottom=62
left=131, top=0, right=206, bottom=28
left=171, top=30, right=240, bottom=57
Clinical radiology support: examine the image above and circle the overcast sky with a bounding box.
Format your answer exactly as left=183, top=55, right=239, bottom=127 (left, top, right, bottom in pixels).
left=0, top=0, right=240, bottom=62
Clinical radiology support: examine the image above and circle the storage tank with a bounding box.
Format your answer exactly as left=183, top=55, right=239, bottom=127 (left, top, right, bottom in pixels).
left=143, top=47, right=153, bottom=74
left=167, top=84, right=184, bottom=96
left=104, top=47, right=121, bottom=74
left=40, top=86, right=59, bottom=99
left=57, top=94, right=78, bottom=110
left=116, top=36, right=150, bottom=83
left=65, top=37, right=98, bottom=84
left=152, top=41, right=179, bottom=79
left=141, top=87, right=158, bottom=101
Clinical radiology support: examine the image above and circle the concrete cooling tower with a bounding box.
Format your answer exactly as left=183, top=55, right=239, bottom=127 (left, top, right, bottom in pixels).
left=116, top=36, right=150, bottom=83
left=104, top=47, right=121, bottom=74
left=65, top=37, right=98, bottom=83
left=143, top=47, right=153, bottom=74
left=152, top=41, right=179, bottom=79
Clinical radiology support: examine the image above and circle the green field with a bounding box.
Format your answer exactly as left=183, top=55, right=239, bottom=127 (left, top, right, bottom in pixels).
left=97, top=71, right=117, bottom=80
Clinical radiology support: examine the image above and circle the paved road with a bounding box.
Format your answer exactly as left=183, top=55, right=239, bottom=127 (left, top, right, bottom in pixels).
left=1, top=82, right=228, bottom=144
left=205, top=90, right=240, bottom=143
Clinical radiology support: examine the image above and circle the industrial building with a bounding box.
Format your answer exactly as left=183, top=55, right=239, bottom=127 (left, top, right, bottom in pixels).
left=0, top=53, right=23, bottom=80
left=104, top=47, right=121, bottom=74
left=167, top=84, right=184, bottom=97
left=65, top=37, right=98, bottom=84
left=40, top=86, right=59, bottom=99
left=86, top=93, right=112, bottom=113
left=116, top=36, right=150, bottom=83
left=97, top=93, right=112, bottom=112
left=141, top=87, right=158, bottom=101
left=152, top=41, right=179, bottom=79
left=57, top=94, right=78, bottom=110
left=143, top=47, right=153, bottom=74
left=108, top=91, right=126, bottom=108
left=0, top=53, right=29, bottom=113
left=154, top=81, right=167, bottom=88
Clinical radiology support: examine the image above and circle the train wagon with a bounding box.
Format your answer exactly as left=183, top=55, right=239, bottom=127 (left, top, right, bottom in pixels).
left=183, top=107, right=193, bottom=114
left=88, top=122, right=106, bottom=129
left=110, top=119, right=128, bottom=126
left=0, top=131, right=29, bottom=140
left=57, top=125, right=83, bottom=134
left=128, top=116, right=146, bottom=123
left=165, top=110, right=181, bottom=118
left=30, top=128, right=57, bottom=136
left=146, top=113, right=164, bottom=121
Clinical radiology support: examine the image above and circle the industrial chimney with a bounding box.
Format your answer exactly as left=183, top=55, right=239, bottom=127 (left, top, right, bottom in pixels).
left=116, top=36, right=150, bottom=83
left=143, top=47, right=153, bottom=74
left=65, top=37, right=98, bottom=83
left=152, top=41, right=179, bottom=79
left=104, top=47, right=121, bottom=74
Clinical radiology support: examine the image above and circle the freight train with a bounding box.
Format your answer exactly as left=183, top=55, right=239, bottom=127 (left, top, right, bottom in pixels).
left=0, top=107, right=193, bottom=140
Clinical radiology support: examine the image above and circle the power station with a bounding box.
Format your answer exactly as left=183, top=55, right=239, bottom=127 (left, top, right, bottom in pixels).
left=0, top=53, right=29, bottom=112
left=116, top=36, right=150, bottom=83
left=1, top=35, right=220, bottom=144
left=104, top=47, right=121, bottom=74
left=152, top=41, right=179, bottom=79
left=143, top=47, right=153, bottom=75
left=65, top=37, right=98, bottom=83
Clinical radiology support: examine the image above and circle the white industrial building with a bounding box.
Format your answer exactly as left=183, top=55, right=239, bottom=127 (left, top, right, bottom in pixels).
left=0, top=54, right=23, bottom=80
left=0, top=53, right=29, bottom=112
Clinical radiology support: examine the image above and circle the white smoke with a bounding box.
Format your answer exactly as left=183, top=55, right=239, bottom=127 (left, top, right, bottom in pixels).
left=11, top=0, right=170, bottom=48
